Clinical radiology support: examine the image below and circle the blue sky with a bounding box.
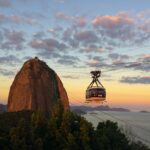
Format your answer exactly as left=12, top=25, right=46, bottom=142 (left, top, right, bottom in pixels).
left=0, top=0, right=150, bottom=108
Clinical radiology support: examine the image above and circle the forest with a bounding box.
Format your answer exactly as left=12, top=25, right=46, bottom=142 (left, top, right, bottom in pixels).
left=0, top=103, right=149, bottom=150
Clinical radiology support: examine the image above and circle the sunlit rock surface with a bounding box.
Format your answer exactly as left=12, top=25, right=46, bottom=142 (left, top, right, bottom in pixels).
left=7, top=57, right=69, bottom=112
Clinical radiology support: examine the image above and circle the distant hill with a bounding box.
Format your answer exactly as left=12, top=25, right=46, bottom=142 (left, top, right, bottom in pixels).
left=71, top=105, right=130, bottom=113
left=140, top=110, right=149, bottom=113
left=71, top=108, right=86, bottom=115
left=0, top=104, right=7, bottom=113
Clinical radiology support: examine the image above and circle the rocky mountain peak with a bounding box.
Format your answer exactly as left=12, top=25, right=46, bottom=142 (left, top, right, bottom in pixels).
left=7, top=57, right=69, bottom=112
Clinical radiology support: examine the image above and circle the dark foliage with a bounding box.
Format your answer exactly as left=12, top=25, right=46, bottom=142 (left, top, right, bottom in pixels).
left=0, top=103, right=149, bottom=150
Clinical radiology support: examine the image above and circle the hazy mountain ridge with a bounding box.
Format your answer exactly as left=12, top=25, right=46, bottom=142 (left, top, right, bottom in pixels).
left=71, top=105, right=130, bottom=113
left=0, top=104, right=7, bottom=113
left=0, top=104, right=134, bottom=113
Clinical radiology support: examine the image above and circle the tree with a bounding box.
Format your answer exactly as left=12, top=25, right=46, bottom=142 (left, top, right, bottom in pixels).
left=79, top=118, right=95, bottom=150
left=0, top=137, right=10, bottom=150
left=0, top=106, right=149, bottom=150
left=130, top=141, right=150, bottom=150
left=95, top=120, right=130, bottom=150
left=10, top=118, right=32, bottom=150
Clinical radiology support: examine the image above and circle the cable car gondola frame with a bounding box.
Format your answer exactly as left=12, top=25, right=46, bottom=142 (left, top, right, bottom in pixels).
left=85, top=71, right=106, bottom=103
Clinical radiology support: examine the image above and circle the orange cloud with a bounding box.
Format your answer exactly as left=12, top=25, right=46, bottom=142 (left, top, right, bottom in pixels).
left=92, top=12, right=134, bottom=28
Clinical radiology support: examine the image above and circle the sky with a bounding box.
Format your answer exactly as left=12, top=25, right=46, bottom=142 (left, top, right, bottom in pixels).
left=0, top=0, right=150, bottom=111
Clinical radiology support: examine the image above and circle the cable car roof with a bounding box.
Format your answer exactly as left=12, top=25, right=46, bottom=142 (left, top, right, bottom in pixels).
left=87, top=86, right=106, bottom=90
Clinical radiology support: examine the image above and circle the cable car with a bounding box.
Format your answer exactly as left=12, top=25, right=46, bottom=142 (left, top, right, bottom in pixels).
left=85, top=71, right=106, bottom=103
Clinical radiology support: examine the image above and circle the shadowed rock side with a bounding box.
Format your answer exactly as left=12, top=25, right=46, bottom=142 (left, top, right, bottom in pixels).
left=7, top=58, right=69, bottom=112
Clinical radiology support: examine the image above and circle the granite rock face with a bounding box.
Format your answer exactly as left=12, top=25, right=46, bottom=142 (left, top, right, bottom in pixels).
left=7, top=58, right=69, bottom=112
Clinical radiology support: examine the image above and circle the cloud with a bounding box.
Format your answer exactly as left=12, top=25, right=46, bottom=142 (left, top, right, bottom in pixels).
left=85, top=53, right=149, bottom=73
left=4, top=29, right=24, bottom=43
left=85, top=51, right=149, bottom=72
left=108, top=53, right=120, bottom=59
left=80, top=45, right=105, bottom=53
left=0, top=29, right=25, bottom=50
left=86, top=56, right=108, bottom=68
left=0, top=55, right=21, bottom=66
left=86, top=59, right=100, bottom=66
left=0, top=0, right=11, bottom=7
left=92, top=13, right=134, bottom=43
left=55, top=12, right=86, bottom=27
left=111, top=61, right=149, bottom=72
left=85, top=55, right=125, bottom=69
left=55, top=12, right=70, bottom=20
left=62, top=75, right=79, bottom=79
left=62, top=28, right=105, bottom=51
left=54, top=11, right=150, bottom=53
left=0, top=68, right=14, bottom=76
left=48, top=27, right=63, bottom=37
left=57, top=59, right=76, bottom=65
left=57, top=55, right=80, bottom=66
left=74, top=16, right=87, bottom=27
left=23, top=56, right=33, bottom=61
left=33, top=31, right=45, bottom=39
left=0, top=13, right=37, bottom=25
left=92, top=12, right=150, bottom=46
left=125, top=54, right=150, bottom=71
left=36, top=51, right=61, bottom=59
left=92, top=12, right=133, bottom=28
left=29, top=38, right=67, bottom=52
left=120, top=76, right=150, bottom=84
left=107, top=60, right=150, bottom=72
left=74, top=30, right=98, bottom=45
left=108, top=53, right=129, bottom=65
left=138, top=54, right=150, bottom=63
left=61, top=27, right=79, bottom=48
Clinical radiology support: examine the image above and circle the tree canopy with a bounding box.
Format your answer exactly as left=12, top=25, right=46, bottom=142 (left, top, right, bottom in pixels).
left=0, top=103, right=149, bottom=150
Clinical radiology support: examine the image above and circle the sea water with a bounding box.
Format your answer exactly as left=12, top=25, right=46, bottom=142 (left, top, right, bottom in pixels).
left=83, top=111, right=150, bottom=147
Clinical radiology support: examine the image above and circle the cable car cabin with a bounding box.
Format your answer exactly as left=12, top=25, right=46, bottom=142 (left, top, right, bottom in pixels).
left=86, top=87, right=106, bottom=102
left=85, top=71, right=106, bottom=103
